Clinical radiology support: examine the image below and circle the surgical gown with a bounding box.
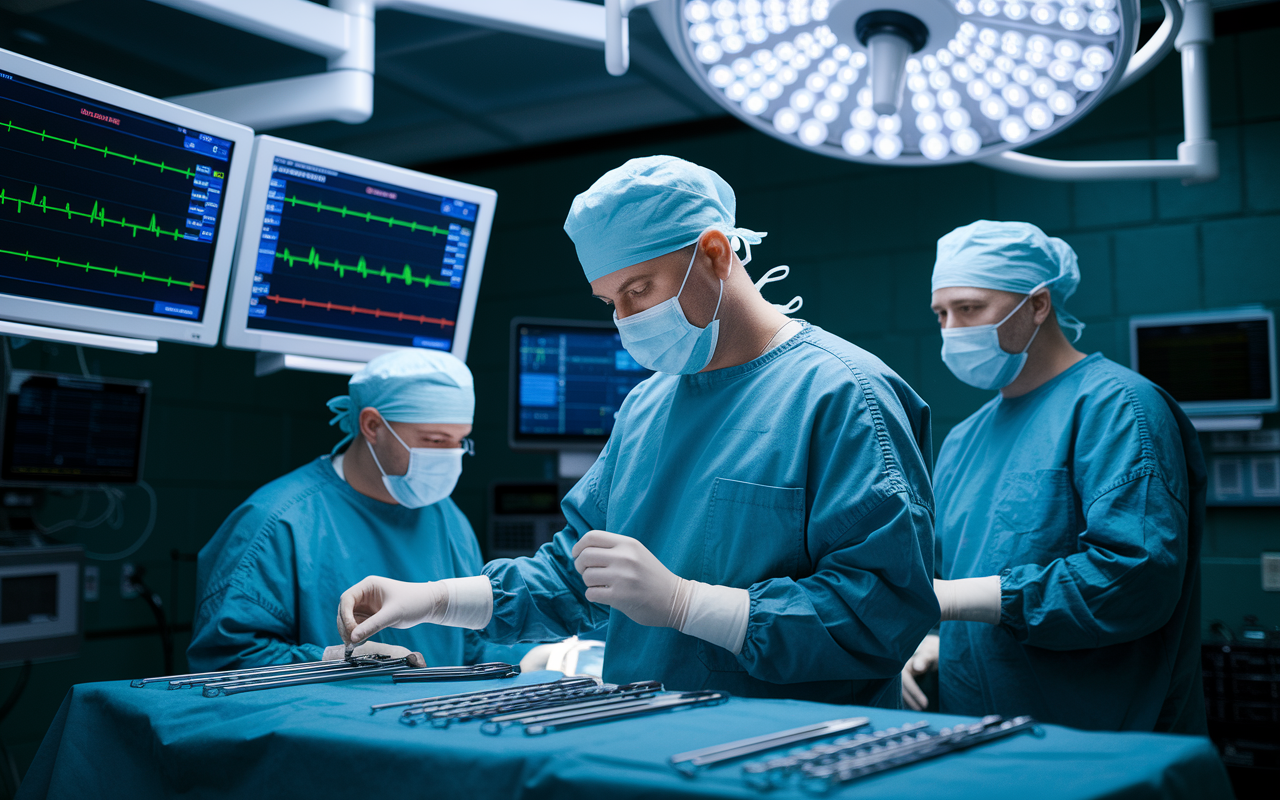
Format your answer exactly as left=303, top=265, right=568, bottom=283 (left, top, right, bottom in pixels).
left=480, top=324, right=940, bottom=705
left=189, top=456, right=507, bottom=671
left=934, top=353, right=1207, bottom=732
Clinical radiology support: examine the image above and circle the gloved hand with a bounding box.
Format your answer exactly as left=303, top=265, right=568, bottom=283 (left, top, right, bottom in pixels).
left=571, top=530, right=689, bottom=628
left=934, top=577, right=1002, bottom=625
left=321, top=640, right=426, bottom=668
left=901, top=633, right=939, bottom=711
left=337, top=576, right=448, bottom=646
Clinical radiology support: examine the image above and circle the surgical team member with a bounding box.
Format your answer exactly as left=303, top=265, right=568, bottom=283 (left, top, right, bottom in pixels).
left=188, top=350, right=499, bottom=671
left=335, top=156, right=940, bottom=704
left=904, top=220, right=1206, bottom=732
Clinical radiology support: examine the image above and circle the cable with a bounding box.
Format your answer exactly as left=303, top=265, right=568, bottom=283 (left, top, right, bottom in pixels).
left=83, top=480, right=156, bottom=561
left=0, top=661, right=31, bottom=727
left=75, top=345, right=91, bottom=378
left=127, top=571, right=173, bottom=676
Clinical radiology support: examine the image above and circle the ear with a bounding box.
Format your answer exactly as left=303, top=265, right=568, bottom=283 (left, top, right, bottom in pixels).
left=698, top=229, right=734, bottom=281
left=357, top=407, right=384, bottom=443
left=1030, top=290, right=1053, bottom=326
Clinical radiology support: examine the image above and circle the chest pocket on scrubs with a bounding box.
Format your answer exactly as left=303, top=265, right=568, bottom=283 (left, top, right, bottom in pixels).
left=699, top=477, right=806, bottom=672
left=992, top=469, right=1080, bottom=569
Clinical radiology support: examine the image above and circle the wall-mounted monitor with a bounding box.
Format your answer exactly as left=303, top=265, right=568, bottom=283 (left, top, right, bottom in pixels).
left=1130, top=307, right=1278, bottom=417
left=1, top=370, right=150, bottom=486
left=0, top=49, right=252, bottom=346
left=509, top=318, right=653, bottom=451
left=222, top=136, right=495, bottom=363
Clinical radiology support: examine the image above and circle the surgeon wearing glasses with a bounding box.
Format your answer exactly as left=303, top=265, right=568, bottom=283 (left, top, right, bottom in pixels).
left=189, top=349, right=512, bottom=671
left=336, top=156, right=940, bottom=704
left=902, top=221, right=1207, bottom=733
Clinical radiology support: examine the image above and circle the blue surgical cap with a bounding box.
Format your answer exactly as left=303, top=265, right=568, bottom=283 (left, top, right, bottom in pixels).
left=564, top=155, right=765, bottom=282
left=932, top=220, right=1085, bottom=341
left=326, top=349, right=474, bottom=454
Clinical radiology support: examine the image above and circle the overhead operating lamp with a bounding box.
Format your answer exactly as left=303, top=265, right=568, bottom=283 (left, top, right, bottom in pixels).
left=653, top=0, right=1160, bottom=165
left=149, top=0, right=1215, bottom=183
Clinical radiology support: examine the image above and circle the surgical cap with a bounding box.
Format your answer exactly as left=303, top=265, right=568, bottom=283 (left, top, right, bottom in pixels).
left=932, top=220, right=1085, bottom=340
left=326, top=349, right=474, bottom=454
left=564, top=155, right=765, bottom=283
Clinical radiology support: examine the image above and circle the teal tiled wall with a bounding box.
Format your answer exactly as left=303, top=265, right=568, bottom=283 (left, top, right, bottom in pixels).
left=2, top=20, right=1278, bottom=783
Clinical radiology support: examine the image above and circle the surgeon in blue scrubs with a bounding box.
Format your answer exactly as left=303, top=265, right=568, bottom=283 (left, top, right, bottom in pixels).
left=901, top=220, right=1207, bottom=732
left=189, top=349, right=499, bottom=671
left=336, top=156, right=940, bottom=705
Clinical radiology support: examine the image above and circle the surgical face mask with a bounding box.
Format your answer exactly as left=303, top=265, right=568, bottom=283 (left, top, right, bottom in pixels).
left=940, top=291, right=1043, bottom=391
left=614, top=240, right=724, bottom=375
left=366, top=416, right=470, bottom=508
left=754, top=265, right=803, bottom=315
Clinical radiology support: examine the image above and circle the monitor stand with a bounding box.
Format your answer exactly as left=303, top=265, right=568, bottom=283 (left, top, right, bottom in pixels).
left=254, top=352, right=367, bottom=377
left=558, top=449, right=601, bottom=480
left=1191, top=415, right=1264, bottom=432
left=0, top=320, right=157, bottom=354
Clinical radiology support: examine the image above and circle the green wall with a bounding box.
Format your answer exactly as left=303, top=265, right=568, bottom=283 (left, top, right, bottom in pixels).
left=2, top=19, right=1278, bottom=787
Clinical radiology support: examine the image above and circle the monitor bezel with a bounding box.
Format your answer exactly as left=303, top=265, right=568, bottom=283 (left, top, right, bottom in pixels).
left=0, top=48, right=252, bottom=347
left=1129, top=306, right=1279, bottom=417
left=222, top=135, right=496, bottom=364
left=0, top=369, right=151, bottom=487
left=509, top=316, right=647, bottom=452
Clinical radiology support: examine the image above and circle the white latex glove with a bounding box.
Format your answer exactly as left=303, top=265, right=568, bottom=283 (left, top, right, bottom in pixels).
left=337, top=576, right=448, bottom=646
left=571, top=531, right=686, bottom=628
left=321, top=641, right=426, bottom=668
left=901, top=633, right=939, bottom=711
left=934, top=577, right=1002, bottom=625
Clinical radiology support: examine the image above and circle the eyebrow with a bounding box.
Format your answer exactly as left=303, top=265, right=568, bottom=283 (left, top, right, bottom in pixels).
left=594, top=273, right=653, bottom=300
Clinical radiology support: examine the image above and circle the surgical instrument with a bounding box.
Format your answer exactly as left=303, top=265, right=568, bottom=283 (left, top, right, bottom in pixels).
left=521, top=690, right=729, bottom=736
left=392, top=662, right=519, bottom=682
left=131, top=655, right=416, bottom=695
left=742, top=716, right=1038, bottom=794
left=370, top=677, right=598, bottom=714
left=668, top=717, right=871, bottom=775
left=400, top=680, right=656, bottom=727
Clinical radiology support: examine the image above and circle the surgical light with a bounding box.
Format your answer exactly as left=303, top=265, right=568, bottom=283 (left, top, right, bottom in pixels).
left=660, top=0, right=1140, bottom=164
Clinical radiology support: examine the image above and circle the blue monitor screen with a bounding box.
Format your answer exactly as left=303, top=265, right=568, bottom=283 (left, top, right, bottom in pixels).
left=245, top=156, right=479, bottom=351
left=513, top=321, right=652, bottom=444
left=0, top=69, right=234, bottom=322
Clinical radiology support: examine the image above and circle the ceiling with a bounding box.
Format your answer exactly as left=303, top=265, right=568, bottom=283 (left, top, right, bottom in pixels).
left=0, top=0, right=726, bottom=167
left=0, top=0, right=1273, bottom=170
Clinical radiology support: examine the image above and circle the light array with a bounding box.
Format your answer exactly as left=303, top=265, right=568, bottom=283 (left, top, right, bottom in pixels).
left=680, top=0, right=1132, bottom=164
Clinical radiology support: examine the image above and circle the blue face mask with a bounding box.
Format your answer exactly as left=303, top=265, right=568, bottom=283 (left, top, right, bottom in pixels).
left=940, top=291, right=1043, bottom=391
left=614, top=241, right=724, bottom=375
left=366, top=414, right=470, bottom=508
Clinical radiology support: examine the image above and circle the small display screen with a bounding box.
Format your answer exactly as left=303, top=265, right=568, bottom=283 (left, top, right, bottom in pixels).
left=244, top=156, right=480, bottom=351
left=1, top=573, right=58, bottom=625
left=514, top=322, right=652, bottom=443
left=1, top=371, right=148, bottom=484
left=0, top=69, right=234, bottom=321
left=1135, top=318, right=1274, bottom=403
left=493, top=483, right=561, bottom=515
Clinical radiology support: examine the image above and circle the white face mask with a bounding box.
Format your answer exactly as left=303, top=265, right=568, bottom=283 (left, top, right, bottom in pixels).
left=366, top=416, right=468, bottom=508
left=940, top=290, right=1043, bottom=391
left=614, top=240, right=724, bottom=375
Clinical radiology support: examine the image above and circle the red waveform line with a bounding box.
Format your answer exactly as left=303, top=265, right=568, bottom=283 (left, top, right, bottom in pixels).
left=263, top=294, right=456, bottom=328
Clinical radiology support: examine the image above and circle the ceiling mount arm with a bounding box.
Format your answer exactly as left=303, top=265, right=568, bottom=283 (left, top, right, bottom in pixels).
left=1114, top=0, right=1184, bottom=93
left=979, top=0, right=1217, bottom=185
left=606, top=0, right=661, bottom=76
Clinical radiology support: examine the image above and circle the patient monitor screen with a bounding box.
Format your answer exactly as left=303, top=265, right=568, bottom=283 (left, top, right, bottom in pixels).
left=244, top=156, right=480, bottom=351
left=0, top=69, right=234, bottom=321
left=514, top=322, right=652, bottom=445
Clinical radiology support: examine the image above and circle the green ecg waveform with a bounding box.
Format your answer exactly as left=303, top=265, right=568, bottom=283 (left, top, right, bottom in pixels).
left=1, top=120, right=196, bottom=179
left=282, top=195, right=449, bottom=235
left=1, top=184, right=186, bottom=241
left=0, top=248, right=206, bottom=290
left=276, top=246, right=452, bottom=289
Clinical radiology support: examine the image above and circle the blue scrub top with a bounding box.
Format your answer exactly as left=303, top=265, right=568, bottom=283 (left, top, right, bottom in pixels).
left=189, top=456, right=499, bottom=672
left=480, top=324, right=941, bottom=705
left=934, top=353, right=1207, bottom=732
